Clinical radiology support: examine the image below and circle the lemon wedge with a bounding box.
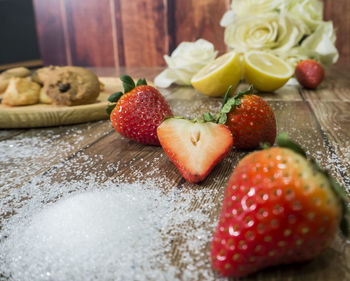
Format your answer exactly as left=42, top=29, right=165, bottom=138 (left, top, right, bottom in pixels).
left=244, top=51, right=293, bottom=92
left=191, top=52, right=242, bottom=97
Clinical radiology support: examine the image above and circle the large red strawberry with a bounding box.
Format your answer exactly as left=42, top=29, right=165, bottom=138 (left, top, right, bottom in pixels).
left=295, top=59, right=325, bottom=89
left=204, top=86, right=276, bottom=150
left=108, top=76, right=172, bottom=145
left=211, top=134, right=349, bottom=277
left=157, top=117, right=233, bottom=183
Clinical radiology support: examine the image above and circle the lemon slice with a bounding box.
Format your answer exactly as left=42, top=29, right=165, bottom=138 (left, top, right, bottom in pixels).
left=244, top=51, right=293, bottom=92
left=191, top=52, right=242, bottom=97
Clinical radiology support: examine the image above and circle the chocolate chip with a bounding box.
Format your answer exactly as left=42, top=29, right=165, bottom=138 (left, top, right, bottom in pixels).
left=57, top=82, right=71, bottom=93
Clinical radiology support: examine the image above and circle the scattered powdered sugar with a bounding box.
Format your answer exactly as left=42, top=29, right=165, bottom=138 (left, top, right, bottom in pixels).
left=0, top=122, right=226, bottom=281
left=0, top=176, right=224, bottom=281
left=1, top=184, right=175, bottom=281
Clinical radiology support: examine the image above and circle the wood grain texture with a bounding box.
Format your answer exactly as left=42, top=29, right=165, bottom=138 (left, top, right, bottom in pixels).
left=324, top=0, right=350, bottom=65
left=301, top=65, right=350, bottom=102
left=64, top=0, right=116, bottom=66
left=306, top=100, right=350, bottom=185
left=174, top=0, right=229, bottom=54
left=117, top=0, right=168, bottom=66
left=32, top=0, right=68, bottom=65
left=1, top=66, right=350, bottom=280
left=32, top=0, right=350, bottom=67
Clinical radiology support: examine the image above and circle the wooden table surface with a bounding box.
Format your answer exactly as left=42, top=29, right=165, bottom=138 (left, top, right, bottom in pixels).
left=1, top=66, right=350, bottom=281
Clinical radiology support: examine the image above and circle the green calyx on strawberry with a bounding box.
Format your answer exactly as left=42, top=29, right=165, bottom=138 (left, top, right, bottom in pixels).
left=204, top=85, right=276, bottom=150
left=108, top=75, right=172, bottom=146
left=157, top=117, right=233, bottom=183
left=211, top=133, right=349, bottom=277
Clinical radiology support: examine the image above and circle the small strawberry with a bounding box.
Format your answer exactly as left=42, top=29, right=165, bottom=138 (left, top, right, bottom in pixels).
left=211, top=134, right=349, bottom=277
left=204, top=86, right=276, bottom=150
left=108, top=76, right=172, bottom=146
left=157, top=117, right=233, bottom=183
left=295, top=59, right=325, bottom=89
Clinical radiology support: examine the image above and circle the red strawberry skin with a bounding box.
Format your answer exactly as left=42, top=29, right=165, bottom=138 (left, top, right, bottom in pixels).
left=211, top=147, right=342, bottom=277
left=226, top=95, right=276, bottom=150
left=295, top=60, right=325, bottom=89
left=110, top=85, right=172, bottom=145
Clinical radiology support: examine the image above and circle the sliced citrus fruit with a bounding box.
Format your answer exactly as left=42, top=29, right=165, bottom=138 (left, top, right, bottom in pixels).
left=191, top=52, right=242, bottom=97
left=244, top=51, right=293, bottom=92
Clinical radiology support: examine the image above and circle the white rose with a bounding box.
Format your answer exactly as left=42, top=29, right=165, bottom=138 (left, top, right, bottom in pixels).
left=221, top=0, right=290, bottom=27
left=234, top=0, right=290, bottom=16
left=288, top=0, right=323, bottom=32
left=301, top=22, right=339, bottom=66
left=274, top=47, right=318, bottom=68
left=224, top=14, right=307, bottom=54
left=154, top=39, right=217, bottom=88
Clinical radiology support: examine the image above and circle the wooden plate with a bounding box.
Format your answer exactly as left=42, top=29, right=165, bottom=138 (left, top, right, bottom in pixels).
left=0, top=77, right=124, bottom=128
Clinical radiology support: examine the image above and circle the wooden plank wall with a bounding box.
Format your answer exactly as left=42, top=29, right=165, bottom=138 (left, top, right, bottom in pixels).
left=32, top=0, right=350, bottom=67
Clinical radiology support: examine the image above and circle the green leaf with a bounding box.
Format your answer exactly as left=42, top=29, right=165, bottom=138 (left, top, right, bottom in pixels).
left=120, top=75, right=135, bottom=93
left=276, top=133, right=307, bottom=158
left=217, top=85, right=255, bottom=125
left=221, top=100, right=234, bottom=114
left=340, top=216, right=349, bottom=237
left=107, top=92, right=123, bottom=103
left=203, top=113, right=215, bottom=122
left=106, top=104, right=117, bottom=116
left=136, top=78, right=147, bottom=86
left=218, top=114, right=227, bottom=125
left=327, top=174, right=349, bottom=237
left=260, top=142, right=271, bottom=150
left=235, top=85, right=255, bottom=101
left=221, top=85, right=233, bottom=109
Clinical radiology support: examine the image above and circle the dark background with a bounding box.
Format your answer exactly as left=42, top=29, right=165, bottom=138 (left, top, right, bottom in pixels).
left=0, top=0, right=41, bottom=67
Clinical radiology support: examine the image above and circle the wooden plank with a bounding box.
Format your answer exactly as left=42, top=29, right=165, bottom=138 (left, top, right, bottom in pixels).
left=301, top=66, right=350, bottom=102
left=324, top=0, right=350, bottom=65
left=32, top=0, right=68, bottom=65
left=238, top=83, right=303, bottom=101
left=0, top=130, right=27, bottom=141
left=89, top=66, right=165, bottom=82
left=64, top=0, right=116, bottom=67
left=174, top=0, right=230, bottom=54
left=0, top=120, right=114, bottom=193
left=117, top=0, right=168, bottom=66
left=306, top=100, right=350, bottom=186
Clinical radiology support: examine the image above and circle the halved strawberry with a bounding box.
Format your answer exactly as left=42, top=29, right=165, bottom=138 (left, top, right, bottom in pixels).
left=157, top=117, right=233, bottom=183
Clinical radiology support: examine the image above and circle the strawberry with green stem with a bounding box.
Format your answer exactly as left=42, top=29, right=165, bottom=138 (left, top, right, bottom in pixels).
left=211, top=133, right=349, bottom=277
left=204, top=86, right=276, bottom=150
left=108, top=75, right=172, bottom=146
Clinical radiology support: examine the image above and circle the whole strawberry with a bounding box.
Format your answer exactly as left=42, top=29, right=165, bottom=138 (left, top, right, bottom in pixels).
left=211, top=134, right=349, bottom=277
left=108, top=76, right=172, bottom=145
left=295, top=59, right=325, bottom=89
left=204, top=86, right=276, bottom=150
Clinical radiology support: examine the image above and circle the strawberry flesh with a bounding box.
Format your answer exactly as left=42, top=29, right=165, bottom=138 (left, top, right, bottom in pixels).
left=157, top=118, right=233, bottom=183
